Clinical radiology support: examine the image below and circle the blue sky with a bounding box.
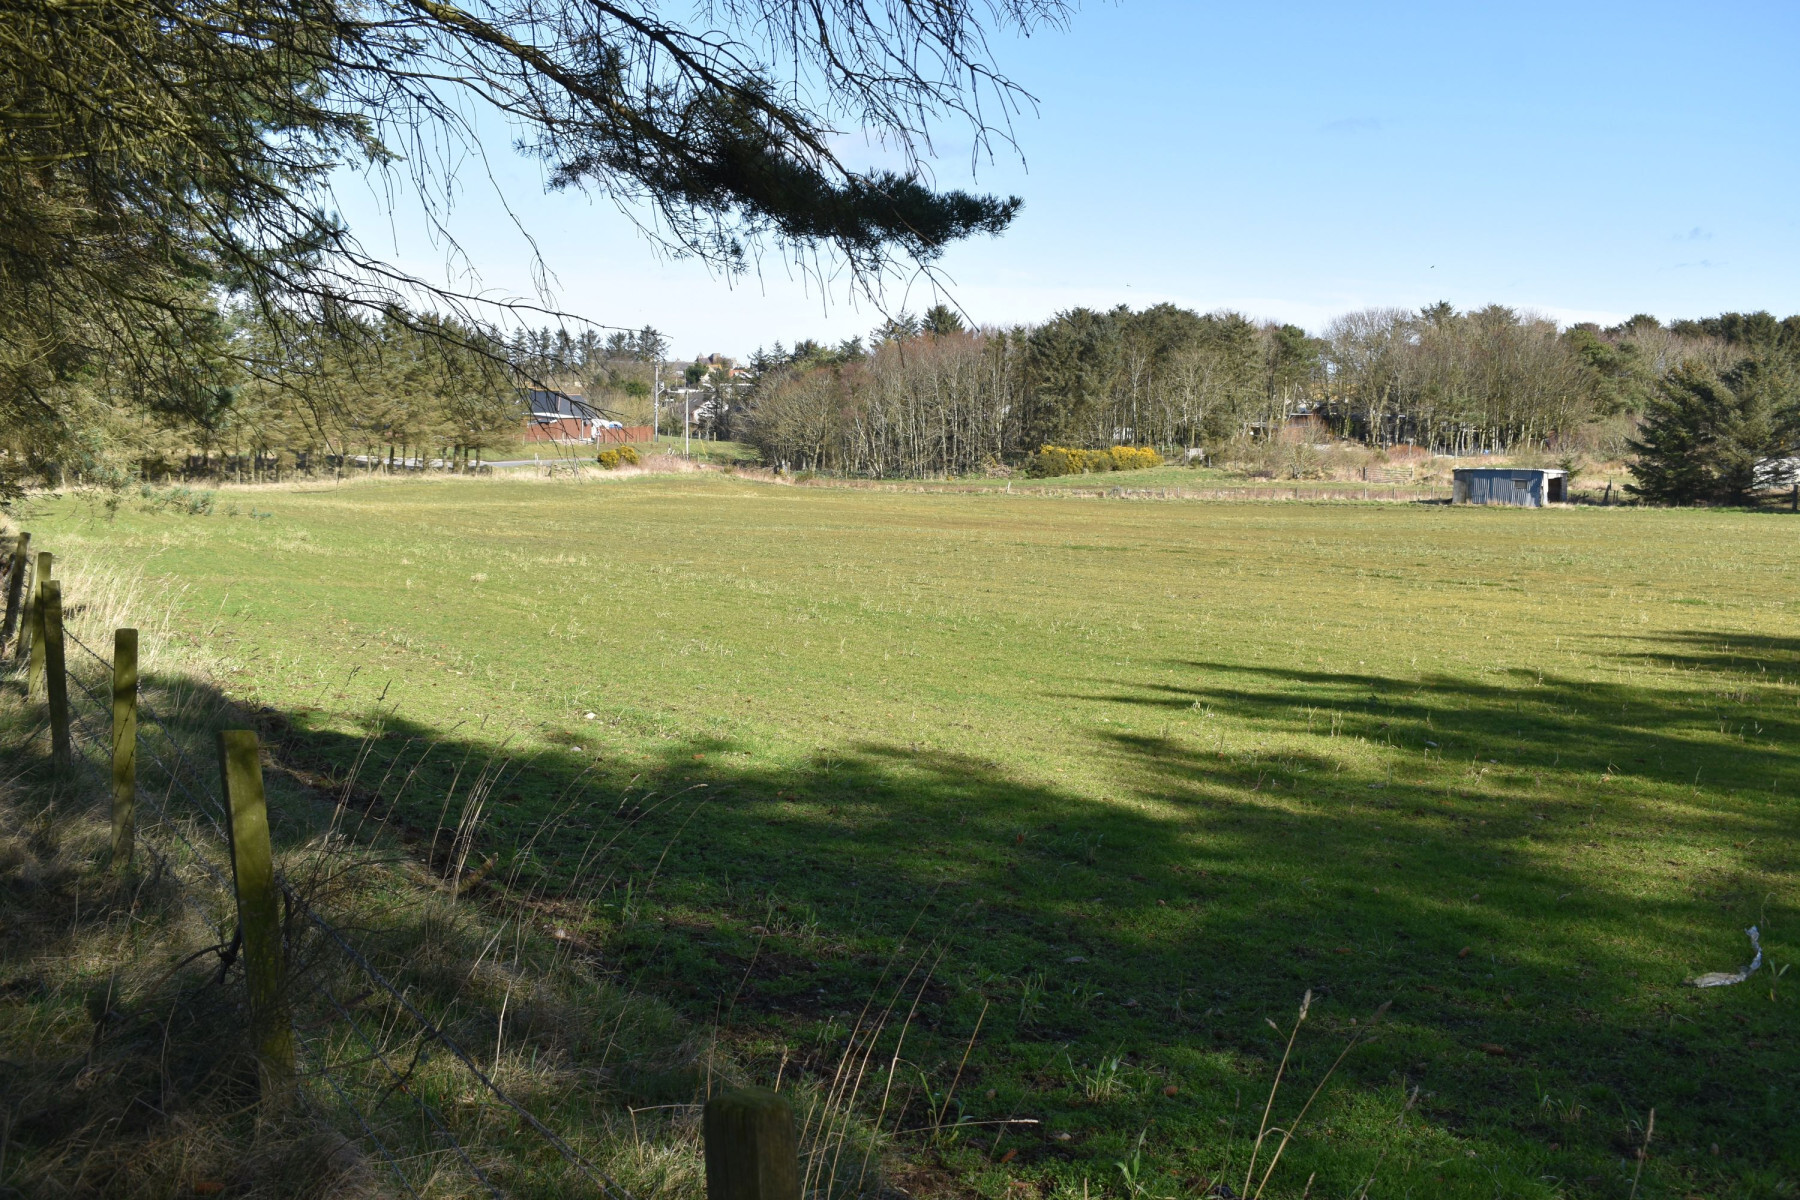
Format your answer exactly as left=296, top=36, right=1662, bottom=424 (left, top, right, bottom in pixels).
left=332, top=1, right=1800, bottom=358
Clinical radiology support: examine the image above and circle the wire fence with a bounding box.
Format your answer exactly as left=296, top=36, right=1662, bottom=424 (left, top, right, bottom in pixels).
left=26, top=575, right=633, bottom=1199
left=56, top=680, right=423, bottom=1196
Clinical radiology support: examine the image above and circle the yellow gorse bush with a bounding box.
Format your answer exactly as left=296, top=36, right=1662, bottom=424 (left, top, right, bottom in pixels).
left=1107, top=445, right=1162, bottom=471
left=1025, top=444, right=1162, bottom=477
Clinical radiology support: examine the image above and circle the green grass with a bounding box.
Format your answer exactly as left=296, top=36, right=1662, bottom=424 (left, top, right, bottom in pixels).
left=15, top=476, right=1799, bottom=1198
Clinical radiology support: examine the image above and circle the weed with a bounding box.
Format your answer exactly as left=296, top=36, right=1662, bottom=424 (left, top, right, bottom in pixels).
left=1067, top=1052, right=1124, bottom=1103
left=1017, top=971, right=1048, bottom=1026
left=1115, top=1128, right=1152, bottom=1200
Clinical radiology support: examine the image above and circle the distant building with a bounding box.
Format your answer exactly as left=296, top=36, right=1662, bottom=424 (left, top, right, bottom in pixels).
left=1248, top=403, right=1330, bottom=443
left=521, top=388, right=647, bottom=444
left=1453, top=467, right=1568, bottom=506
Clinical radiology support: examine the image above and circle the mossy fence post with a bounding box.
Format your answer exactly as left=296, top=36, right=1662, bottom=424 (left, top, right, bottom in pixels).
left=24, top=551, right=50, bottom=690
left=704, top=1088, right=801, bottom=1200
left=217, top=729, right=296, bottom=1100
left=111, top=629, right=138, bottom=871
left=0, top=531, right=28, bottom=651
left=41, top=580, right=71, bottom=767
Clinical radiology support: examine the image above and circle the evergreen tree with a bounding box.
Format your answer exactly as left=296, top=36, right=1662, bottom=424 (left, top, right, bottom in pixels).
left=1627, top=360, right=1797, bottom=504
left=1626, top=363, right=1731, bottom=504
left=922, top=304, right=967, bottom=336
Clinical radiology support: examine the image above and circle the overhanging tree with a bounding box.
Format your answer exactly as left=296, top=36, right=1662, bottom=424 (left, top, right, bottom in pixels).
left=1, top=0, right=1064, bottom=492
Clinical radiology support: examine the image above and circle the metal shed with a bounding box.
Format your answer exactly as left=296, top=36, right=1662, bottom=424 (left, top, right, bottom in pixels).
left=1452, top=467, right=1568, bottom=507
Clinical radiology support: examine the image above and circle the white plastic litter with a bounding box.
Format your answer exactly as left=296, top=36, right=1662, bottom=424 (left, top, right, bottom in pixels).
left=1688, top=926, right=1762, bottom=988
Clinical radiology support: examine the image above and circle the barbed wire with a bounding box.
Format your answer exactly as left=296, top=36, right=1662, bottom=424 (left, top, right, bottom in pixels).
left=55, top=623, right=631, bottom=1200
left=59, top=683, right=232, bottom=942
left=302, top=1040, right=430, bottom=1200
left=293, top=893, right=630, bottom=1200
left=312, top=981, right=505, bottom=1200
left=64, top=626, right=231, bottom=835
left=59, top=654, right=234, bottom=896
left=54, top=651, right=487, bottom=1200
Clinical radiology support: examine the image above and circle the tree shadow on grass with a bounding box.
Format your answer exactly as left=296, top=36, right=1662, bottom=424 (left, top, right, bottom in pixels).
left=14, top=630, right=1778, bottom=1196
left=167, top=646, right=1800, bottom=1199
left=1619, top=629, right=1800, bottom=682
left=1080, top=650, right=1798, bottom=795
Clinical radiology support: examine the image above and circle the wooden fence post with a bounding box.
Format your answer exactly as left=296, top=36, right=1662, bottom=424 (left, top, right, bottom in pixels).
left=24, top=552, right=49, bottom=687
left=704, top=1088, right=801, bottom=1200
left=111, top=629, right=138, bottom=871
left=217, top=729, right=296, bottom=1097
left=0, top=532, right=27, bottom=652
left=41, top=581, right=70, bottom=767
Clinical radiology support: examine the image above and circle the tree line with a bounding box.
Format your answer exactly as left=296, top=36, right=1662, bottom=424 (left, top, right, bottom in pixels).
left=1, top=308, right=685, bottom=486
left=737, top=302, right=1800, bottom=496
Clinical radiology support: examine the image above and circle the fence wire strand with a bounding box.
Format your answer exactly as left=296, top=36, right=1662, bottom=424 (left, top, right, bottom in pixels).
left=313, top=981, right=505, bottom=1200
left=51, top=643, right=497, bottom=1200
left=53, top=621, right=633, bottom=1200
left=304, top=1041, right=429, bottom=1200
left=60, top=686, right=231, bottom=942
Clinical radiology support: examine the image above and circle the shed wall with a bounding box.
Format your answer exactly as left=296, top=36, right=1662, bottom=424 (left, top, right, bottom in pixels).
left=1453, top=469, right=1560, bottom=507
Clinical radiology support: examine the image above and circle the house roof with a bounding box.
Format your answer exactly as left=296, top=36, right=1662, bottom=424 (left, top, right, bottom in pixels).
left=524, top=388, right=618, bottom=421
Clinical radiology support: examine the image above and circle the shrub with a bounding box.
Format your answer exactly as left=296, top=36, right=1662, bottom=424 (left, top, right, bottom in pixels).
left=1023, top=444, right=1161, bottom=477
left=617, top=444, right=641, bottom=465
left=1023, top=445, right=1079, bottom=477
left=136, top=484, right=216, bottom=515
left=596, top=449, right=621, bottom=469
left=1107, top=445, right=1162, bottom=471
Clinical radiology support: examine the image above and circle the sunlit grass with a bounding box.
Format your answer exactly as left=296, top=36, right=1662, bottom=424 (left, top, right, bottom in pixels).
left=15, top=475, right=1799, bottom=1198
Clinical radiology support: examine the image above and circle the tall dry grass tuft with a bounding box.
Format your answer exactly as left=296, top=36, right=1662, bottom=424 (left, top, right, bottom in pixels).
left=1236, top=991, right=1391, bottom=1200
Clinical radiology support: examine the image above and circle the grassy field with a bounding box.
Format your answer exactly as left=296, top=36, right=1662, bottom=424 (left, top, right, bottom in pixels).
left=15, top=475, right=1799, bottom=1199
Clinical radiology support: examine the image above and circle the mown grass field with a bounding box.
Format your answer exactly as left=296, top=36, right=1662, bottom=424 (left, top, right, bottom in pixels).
left=19, top=476, right=1799, bottom=1199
